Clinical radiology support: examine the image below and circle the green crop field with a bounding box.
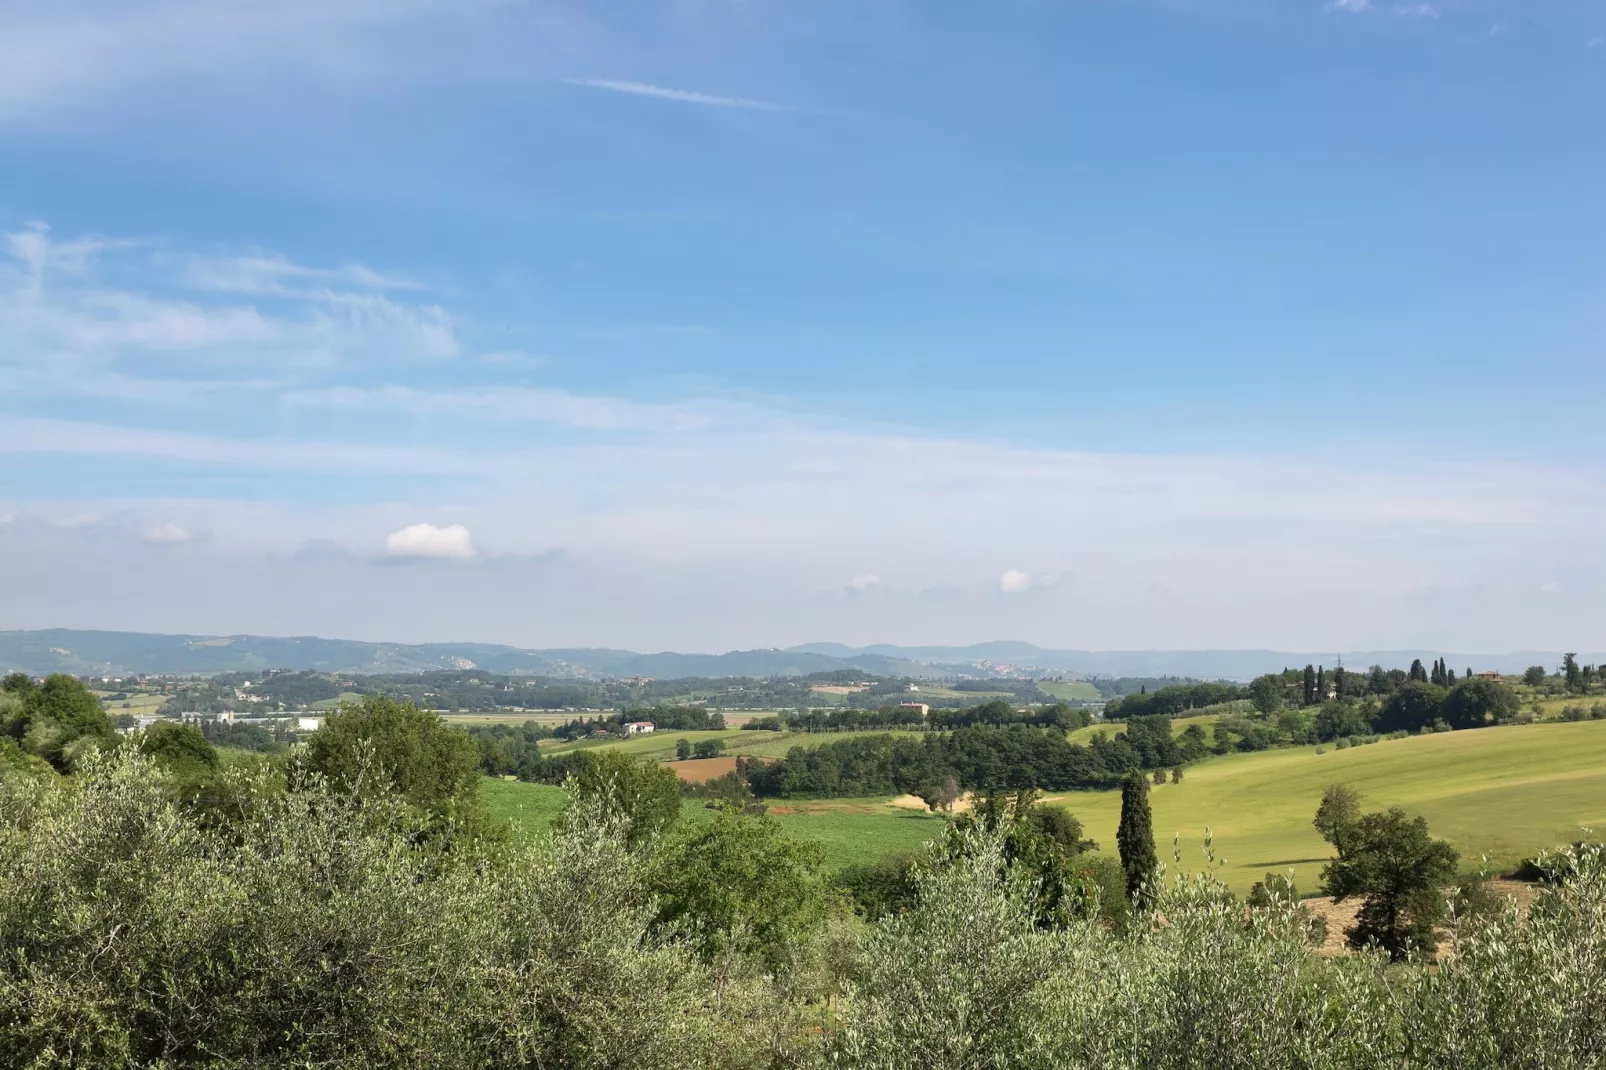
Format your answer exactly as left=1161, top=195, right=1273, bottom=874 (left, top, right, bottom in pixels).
left=1037, top=681, right=1103, bottom=703
left=94, top=692, right=168, bottom=714
left=482, top=776, right=569, bottom=831
left=544, top=728, right=786, bottom=762
left=726, top=729, right=926, bottom=759
left=441, top=712, right=590, bottom=726
left=1065, top=712, right=1220, bottom=747
left=1045, top=719, right=1606, bottom=894
left=481, top=777, right=948, bottom=871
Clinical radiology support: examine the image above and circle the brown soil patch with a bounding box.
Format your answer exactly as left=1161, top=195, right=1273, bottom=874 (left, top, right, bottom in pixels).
left=888, top=793, right=974, bottom=814
left=661, top=757, right=738, bottom=783
left=1304, top=879, right=1542, bottom=957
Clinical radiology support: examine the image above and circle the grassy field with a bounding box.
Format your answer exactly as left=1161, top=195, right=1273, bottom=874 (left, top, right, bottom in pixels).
left=537, top=727, right=927, bottom=762
left=1065, top=712, right=1220, bottom=747
left=1037, top=680, right=1104, bottom=703
left=725, top=729, right=925, bottom=759
left=1045, top=719, right=1606, bottom=894
left=481, top=777, right=948, bottom=870
left=94, top=691, right=167, bottom=714
left=485, top=718, right=1606, bottom=895
left=544, top=728, right=786, bottom=762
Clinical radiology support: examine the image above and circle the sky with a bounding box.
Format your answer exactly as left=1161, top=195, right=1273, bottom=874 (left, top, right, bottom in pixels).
left=1, top=0, right=1603, bottom=653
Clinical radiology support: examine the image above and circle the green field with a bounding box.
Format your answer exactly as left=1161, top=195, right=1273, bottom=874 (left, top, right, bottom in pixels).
left=1047, top=719, right=1606, bottom=894
left=94, top=691, right=168, bottom=714
left=484, top=718, right=1606, bottom=894
left=544, top=728, right=785, bottom=761
left=482, top=777, right=948, bottom=870
left=1065, top=712, right=1220, bottom=747
left=725, top=729, right=925, bottom=759
left=1037, top=680, right=1104, bottom=703
left=538, top=727, right=926, bottom=762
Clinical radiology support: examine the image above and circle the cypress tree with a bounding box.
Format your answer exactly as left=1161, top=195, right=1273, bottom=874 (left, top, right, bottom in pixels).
left=1117, top=772, right=1158, bottom=907
left=1334, top=665, right=1347, bottom=699
left=1317, top=665, right=1327, bottom=701
left=1302, top=664, right=1317, bottom=706
left=1409, top=658, right=1428, bottom=683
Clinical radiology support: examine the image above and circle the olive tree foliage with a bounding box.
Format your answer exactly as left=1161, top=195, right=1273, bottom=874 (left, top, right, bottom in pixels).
left=0, top=673, right=115, bottom=772
left=301, top=694, right=483, bottom=828
left=570, top=746, right=684, bottom=848
left=653, top=802, right=828, bottom=975
left=831, top=824, right=1606, bottom=1070
left=0, top=749, right=774, bottom=1070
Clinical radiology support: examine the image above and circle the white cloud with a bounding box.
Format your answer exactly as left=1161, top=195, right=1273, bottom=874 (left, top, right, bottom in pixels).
left=1326, top=0, right=1370, bottom=12
left=847, top=573, right=881, bottom=592
left=999, top=569, right=1033, bottom=593
left=143, top=522, right=193, bottom=543
left=1395, top=4, right=1439, bottom=18
left=385, top=522, right=475, bottom=559
left=565, top=79, right=787, bottom=112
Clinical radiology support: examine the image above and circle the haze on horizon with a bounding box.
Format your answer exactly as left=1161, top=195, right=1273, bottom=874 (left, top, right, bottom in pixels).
left=2, top=0, right=1603, bottom=654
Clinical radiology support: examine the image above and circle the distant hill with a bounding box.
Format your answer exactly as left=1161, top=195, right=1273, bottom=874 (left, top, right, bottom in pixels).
left=786, top=643, right=1593, bottom=681
left=0, top=629, right=1591, bottom=681
left=0, top=630, right=938, bottom=679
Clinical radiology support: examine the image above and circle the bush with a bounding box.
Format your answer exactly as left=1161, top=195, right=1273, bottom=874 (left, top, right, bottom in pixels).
left=832, top=825, right=1606, bottom=1069
left=301, top=695, right=483, bottom=831
left=0, top=751, right=765, bottom=1069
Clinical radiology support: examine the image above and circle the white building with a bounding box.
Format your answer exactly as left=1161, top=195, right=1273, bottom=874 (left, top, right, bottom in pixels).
left=623, top=721, right=656, bottom=736
left=296, top=716, right=322, bottom=732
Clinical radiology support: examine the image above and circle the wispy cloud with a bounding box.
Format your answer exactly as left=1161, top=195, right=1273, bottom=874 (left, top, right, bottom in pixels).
left=184, top=254, right=420, bottom=295
left=564, top=78, right=788, bottom=112
left=0, top=223, right=459, bottom=381
left=1326, top=0, right=1371, bottom=13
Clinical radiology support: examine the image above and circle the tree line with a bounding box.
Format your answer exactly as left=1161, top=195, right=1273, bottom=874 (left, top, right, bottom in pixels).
left=745, top=716, right=1204, bottom=799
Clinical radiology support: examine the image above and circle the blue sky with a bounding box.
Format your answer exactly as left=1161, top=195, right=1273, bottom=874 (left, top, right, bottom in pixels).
left=1, top=0, right=1603, bottom=652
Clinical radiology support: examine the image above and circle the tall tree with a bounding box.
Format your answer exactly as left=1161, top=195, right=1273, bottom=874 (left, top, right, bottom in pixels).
left=1317, top=666, right=1327, bottom=701
left=1116, top=773, right=1158, bottom=907
left=1302, top=665, right=1317, bottom=706
left=1563, top=653, right=1583, bottom=694
left=1321, top=807, right=1459, bottom=960
left=1333, top=665, right=1347, bottom=699
left=1247, top=674, right=1283, bottom=715
left=1441, top=677, right=1520, bottom=730
left=1313, top=783, right=1363, bottom=856
left=653, top=803, right=826, bottom=972
left=1409, top=658, right=1429, bottom=683
left=303, top=694, right=483, bottom=829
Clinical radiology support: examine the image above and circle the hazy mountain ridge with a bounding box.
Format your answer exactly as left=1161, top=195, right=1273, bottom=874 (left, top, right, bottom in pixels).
left=0, top=629, right=1593, bottom=681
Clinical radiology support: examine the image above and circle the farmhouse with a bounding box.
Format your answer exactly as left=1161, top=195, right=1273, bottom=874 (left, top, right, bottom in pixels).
left=623, top=721, right=656, bottom=736
left=897, top=703, right=930, bottom=717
